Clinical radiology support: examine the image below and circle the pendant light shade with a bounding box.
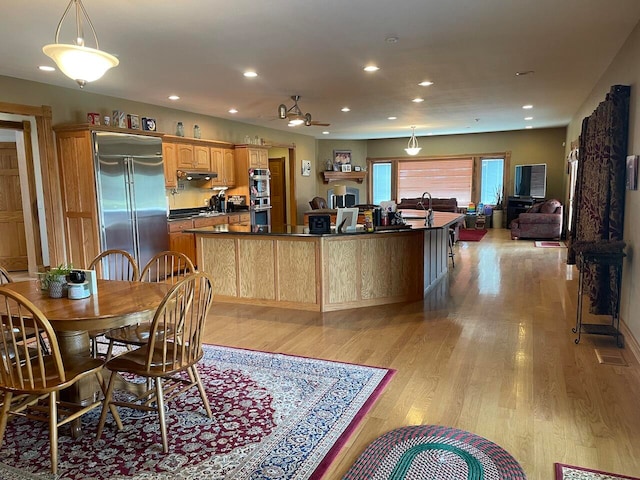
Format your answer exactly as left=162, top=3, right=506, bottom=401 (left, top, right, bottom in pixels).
left=405, top=126, right=422, bottom=156
left=43, top=0, right=118, bottom=88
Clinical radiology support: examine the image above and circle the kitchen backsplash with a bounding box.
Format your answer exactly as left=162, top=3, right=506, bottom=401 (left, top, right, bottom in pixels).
left=166, top=183, right=214, bottom=210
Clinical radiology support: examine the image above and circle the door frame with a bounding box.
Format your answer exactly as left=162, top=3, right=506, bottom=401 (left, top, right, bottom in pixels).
left=0, top=102, right=63, bottom=268
left=269, top=143, right=297, bottom=225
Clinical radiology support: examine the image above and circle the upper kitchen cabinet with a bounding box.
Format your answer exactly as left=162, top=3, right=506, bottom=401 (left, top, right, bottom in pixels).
left=176, top=143, right=195, bottom=170
left=209, top=147, right=236, bottom=187
left=248, top=146, right=269, bottom=169
left=163, top=141, right=178, bottom=188
left=193, top=145, right=210, bottom=170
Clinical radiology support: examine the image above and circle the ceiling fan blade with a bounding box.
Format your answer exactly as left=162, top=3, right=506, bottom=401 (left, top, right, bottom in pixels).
left=309, top=121, right=330, bottom=126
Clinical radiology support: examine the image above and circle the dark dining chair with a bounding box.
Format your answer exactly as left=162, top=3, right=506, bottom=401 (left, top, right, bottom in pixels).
left=309, top=196, right=329, bottom=209
left=103, top=251, right=195, bottom=360
left=96, top=272, right=214, bottom=453
left=87, top=249, right=139, bottom=357
left=0, top=288, right=122, bottom=475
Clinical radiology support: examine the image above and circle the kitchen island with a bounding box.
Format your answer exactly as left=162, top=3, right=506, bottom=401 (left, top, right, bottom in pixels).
left=188, top=211, right=463, bottom=312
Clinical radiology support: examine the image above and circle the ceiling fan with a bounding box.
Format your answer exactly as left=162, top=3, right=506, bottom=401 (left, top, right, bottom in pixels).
left=277, top=95, right=330, bottom=127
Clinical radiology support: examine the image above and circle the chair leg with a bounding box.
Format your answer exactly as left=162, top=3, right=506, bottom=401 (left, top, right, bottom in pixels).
left=49, top=391, right=58, bottom=475
left=95, top=371, right=123, bottom=431
left=190, top=366, right=212, bottom=418
left=155, top=377, right=169, bottom=453
left=0, top=391, right=13, bottom=448
left=105, top=339, right=115, bottom=362
left=96, top=372, right=117, bottom=440
left=448, top=228, right=455, bottom=268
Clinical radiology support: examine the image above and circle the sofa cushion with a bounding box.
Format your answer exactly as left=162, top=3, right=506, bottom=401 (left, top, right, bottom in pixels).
left=517, top=213, right=562, bottom=225
left=540, top=199, right=561, bottom=214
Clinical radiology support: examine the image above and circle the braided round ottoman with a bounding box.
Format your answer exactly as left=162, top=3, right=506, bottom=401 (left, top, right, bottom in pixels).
left=344, top=425, right=527, bottom=480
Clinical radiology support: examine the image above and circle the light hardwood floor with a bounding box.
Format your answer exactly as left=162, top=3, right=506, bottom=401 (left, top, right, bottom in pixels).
left=203, top=228, right=640, bottom=479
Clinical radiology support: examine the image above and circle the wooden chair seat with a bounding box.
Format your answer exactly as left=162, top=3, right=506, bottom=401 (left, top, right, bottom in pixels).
left=97, top=272, right=213, bottom=453
left=0, top=287, right=122, bottom=475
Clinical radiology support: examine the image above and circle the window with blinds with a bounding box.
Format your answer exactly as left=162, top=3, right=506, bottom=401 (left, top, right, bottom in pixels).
left=398, top=158, right=473, bottom=206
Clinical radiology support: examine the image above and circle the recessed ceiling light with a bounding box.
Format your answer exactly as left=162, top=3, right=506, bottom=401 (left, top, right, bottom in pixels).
left=387, top=116, right=397, bottom=120
left=525, top=125, right=533, bottom=129
left=412, top=98, right=424, bottom=103
left=522, top=104, right=533, bottom=109
left=243, top=71, right=258, bottom=78
left=341, top=107, right=351, bottom=112
left=385, top=36, right=399, bottom=43
left=322, top=131, right=330, bottom=135
left=228, top=108, right=238, bottom=114
left=168, top=95, right=180, bottom=101
left=418, top=81, right=433, bottom=87
left=524, top=116, right=533, bottom=121
left=364, top=65, right=379, bottom=72
left=38, top=65, right=55, bottom=72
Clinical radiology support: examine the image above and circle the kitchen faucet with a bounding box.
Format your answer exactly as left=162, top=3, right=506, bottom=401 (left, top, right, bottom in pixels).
left=418, top=191, right=434, bottom=227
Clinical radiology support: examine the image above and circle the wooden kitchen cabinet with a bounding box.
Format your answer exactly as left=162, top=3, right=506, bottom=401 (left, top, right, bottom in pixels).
left=168, top=219, right=196, bottom=266
left=209, top=147, right=236, bottom=187
left=176, top=143, right=195, bottom=170
left=193, top=145, right=211, bottom=170
left=193, top=216, right=228, bottom=227
left=223, top=149, right=236, bottom=186
left=163, top=141, right=178, bottom=188
left=228, top=212, right=251, bottom=224
left=248, top=146, right=268, bottom=169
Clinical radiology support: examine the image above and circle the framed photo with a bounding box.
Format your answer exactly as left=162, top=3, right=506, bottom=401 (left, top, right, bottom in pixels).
left=627, top=155, right=638, bottom=190
left=353, top=165, right=361, bottom=172
left=333, top=150, right=351, bottom=171
left=301, top=160, right=311, bottom=176
left=341, top=164, right=352, bottom=172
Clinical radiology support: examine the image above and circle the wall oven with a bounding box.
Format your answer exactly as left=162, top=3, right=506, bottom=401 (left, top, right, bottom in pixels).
left=249, top=168, right=271, bottom=225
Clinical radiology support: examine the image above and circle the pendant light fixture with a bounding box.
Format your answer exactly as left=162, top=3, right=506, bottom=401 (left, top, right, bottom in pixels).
left=405, top=126, right=422, bottom=156
left=42, top=0, right=119, bottom=88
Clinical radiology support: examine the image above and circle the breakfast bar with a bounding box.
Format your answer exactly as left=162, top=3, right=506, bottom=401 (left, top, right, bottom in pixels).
left=190, top=211, right=463, bottom=312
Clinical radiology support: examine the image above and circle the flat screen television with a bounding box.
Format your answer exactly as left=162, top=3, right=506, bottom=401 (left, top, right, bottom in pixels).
left=514, top=163, right=546, bottom=198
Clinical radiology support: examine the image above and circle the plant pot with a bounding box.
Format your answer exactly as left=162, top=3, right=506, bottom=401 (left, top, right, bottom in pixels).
left=48, top=275, right=68, bottom=298
left=492, top=209, right=503, bottom=228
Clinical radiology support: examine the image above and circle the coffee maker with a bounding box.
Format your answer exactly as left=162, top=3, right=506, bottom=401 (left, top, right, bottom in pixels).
left=209, top=190, right=226, bottom=213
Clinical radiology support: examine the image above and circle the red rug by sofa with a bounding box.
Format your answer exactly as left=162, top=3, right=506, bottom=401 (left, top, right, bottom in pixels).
left=459, top=228, right=487, bottom=242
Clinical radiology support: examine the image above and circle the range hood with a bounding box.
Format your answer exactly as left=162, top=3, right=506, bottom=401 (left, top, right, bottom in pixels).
left=177, top=170, right=218, bottom=181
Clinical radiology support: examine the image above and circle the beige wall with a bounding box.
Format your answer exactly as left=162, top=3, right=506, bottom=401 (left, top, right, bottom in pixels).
left=565, top=21, right=640, bottom=343
left=365, top=128, right=568, bottom=203
left=0, top=74, right=318, bottom=223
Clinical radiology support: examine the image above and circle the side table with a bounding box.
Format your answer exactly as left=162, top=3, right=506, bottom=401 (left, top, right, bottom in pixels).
left=572, top=251, right=625, bottom=347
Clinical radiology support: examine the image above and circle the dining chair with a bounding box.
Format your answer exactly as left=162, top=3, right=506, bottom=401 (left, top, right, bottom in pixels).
left=87, top=249, right=139, bottom=357
left=0, top=266, right=49, bottom=354
left=103, top=251, right=195, bottom=360
left=0, top=287, right=122, bottom=475
left=96, top=272, right=214, bottom=453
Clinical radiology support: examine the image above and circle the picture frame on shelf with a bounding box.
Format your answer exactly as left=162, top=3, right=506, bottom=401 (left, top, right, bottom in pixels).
left=353, top=165, right=361, bottom=172
left=341, top=164, right=352, bottom=172
left=333, top=149, right=351, bottom=171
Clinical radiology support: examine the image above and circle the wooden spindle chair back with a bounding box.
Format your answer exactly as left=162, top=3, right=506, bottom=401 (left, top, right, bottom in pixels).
left=139, top=251, right=195, bottom=285
left=88, top=249, right=139, bottom=281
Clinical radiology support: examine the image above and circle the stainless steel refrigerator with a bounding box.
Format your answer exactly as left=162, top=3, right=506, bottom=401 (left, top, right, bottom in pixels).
left=93, top=132, right=168, bottom=271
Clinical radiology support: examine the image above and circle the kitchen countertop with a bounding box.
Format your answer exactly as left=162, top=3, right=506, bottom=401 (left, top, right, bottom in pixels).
left=186, top=211, right=463, bottom=236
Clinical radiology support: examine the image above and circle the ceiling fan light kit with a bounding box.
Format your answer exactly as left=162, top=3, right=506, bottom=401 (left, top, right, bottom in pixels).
left=43, top=0, right=118, bottom=88
left=405, top=126, right=422, bottom=156
left=278, top=95, right=330, bottom=127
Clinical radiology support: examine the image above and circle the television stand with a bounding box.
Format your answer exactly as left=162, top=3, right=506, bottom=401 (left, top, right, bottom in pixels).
left=506, top=196, right=536, bottom=225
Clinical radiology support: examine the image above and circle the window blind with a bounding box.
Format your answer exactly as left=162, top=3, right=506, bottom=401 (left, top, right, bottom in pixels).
left=398, top=158, right=473, bottom=206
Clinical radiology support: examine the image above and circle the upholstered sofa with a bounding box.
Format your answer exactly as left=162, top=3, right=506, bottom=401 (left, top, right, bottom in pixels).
left=397, top=197, right=465, bottom=241
left=509, top=199, right=563, bottom=240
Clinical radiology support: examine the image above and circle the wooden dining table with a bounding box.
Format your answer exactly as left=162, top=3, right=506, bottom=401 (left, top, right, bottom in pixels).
left=0, top=279, right=170, bottom=437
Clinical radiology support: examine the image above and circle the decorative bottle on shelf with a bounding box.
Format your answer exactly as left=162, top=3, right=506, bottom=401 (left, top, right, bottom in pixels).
left=176, top=122, right=184, bottom=137
left=194, top=124, right=201, bottom=139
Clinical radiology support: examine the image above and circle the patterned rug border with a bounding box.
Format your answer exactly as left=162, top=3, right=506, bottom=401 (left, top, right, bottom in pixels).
left=0, top=343, right=396, bottom=480
left=207, top=343, right=397, bottom=479
left=555, top=462, right=640, bottom=480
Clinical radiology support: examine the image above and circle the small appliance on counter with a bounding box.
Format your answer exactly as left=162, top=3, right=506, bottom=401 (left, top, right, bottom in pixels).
left=209, top=189, right=226, bottom=213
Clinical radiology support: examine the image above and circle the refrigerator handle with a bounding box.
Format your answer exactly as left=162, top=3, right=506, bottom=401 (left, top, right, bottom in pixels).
left=125, top=157, right=141, bottom=264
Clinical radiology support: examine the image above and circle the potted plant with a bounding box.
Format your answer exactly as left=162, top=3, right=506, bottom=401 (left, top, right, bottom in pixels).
left=45, top=264, right=73, bottom=298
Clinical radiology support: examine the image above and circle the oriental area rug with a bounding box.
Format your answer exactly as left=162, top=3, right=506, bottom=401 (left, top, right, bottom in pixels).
left=343, top=425, right=526, bottom=480
left=555, top=463, right=640, bottom=480
left=459, top=229, right=487, bottom=242
left=0, top=344, right=394, bottom=480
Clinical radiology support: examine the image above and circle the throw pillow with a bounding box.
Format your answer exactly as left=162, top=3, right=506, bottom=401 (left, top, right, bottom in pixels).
left=540, top=199, right=561, bottom=214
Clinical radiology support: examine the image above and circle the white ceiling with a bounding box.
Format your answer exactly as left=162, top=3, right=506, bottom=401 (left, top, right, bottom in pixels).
left=2, top=0, right=640, bottom=140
